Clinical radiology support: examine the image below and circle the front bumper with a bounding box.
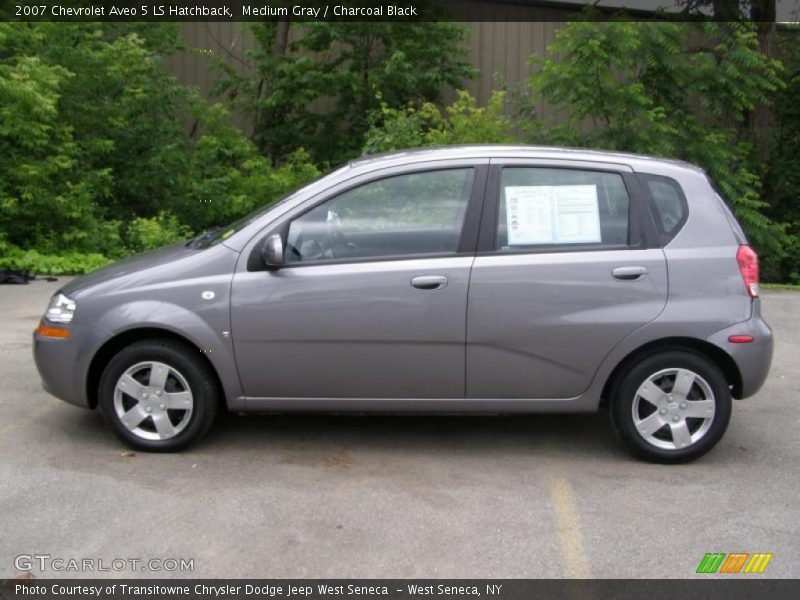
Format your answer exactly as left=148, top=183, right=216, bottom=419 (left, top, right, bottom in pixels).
left=33, top=323, right=98, bottom=409
left=707, top=300, right=773, bottom=399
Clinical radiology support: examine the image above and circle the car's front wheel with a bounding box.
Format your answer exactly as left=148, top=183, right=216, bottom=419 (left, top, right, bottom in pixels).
left=98, top=339, right=218, bottom=452
left=610, top=350, right=732, bottom=464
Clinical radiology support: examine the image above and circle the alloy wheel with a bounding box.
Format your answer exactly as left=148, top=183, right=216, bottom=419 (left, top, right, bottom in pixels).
left=113, top=361, right=194, bottom=441
left=631, top=368, right=716, bottom=451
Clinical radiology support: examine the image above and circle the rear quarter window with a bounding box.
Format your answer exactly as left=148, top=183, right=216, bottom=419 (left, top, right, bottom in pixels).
left=637, top=174, right=688, bottom=245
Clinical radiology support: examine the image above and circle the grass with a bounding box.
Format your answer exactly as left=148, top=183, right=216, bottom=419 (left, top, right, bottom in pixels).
left=762, top=283, right=800, bottom=291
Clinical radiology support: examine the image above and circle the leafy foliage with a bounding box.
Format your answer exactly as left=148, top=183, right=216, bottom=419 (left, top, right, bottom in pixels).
left=762, top=27, right=800, bottom=282
left=0, top=23, right=318, bottom=275
left=364, top=90, right=515, bottom=153
left=518, top=21, right=785, bottom=255
left=177, top=101, right=319, bottom=232
left=0, top=235, right=111, bottom=275
left=214, top=14, right=476, bottom=166
left=0, top=28, right=113, bottom=257
left=125, top=212, right=191, bottom=254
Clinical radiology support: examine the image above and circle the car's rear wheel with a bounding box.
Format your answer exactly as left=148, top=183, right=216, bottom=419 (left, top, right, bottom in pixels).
left=610, top=350, right=732, bottom=464
left=98, top=339, right=217, bottom=452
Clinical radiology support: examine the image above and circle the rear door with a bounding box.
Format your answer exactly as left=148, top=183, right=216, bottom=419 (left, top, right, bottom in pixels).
left=466, top=160, right=668, bottom=399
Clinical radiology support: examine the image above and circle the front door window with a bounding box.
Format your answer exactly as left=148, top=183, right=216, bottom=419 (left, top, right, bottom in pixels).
left=285, top=168, right=474, bottom=263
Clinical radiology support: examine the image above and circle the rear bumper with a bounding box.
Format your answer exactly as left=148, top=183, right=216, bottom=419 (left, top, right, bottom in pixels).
left=706, top=300, right=773, bottom=399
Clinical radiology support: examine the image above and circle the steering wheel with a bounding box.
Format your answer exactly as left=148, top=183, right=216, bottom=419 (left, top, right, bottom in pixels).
left=287, top=231, right=326, bottom=262
left=287, top=215, right=359, bottom=262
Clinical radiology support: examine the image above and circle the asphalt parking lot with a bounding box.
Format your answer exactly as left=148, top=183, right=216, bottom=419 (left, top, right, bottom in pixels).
left=1, top=279, right=798, bottom=579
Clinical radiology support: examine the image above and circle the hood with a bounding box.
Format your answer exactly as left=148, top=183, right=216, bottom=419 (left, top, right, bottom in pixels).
left=59, top=242, right=197, bottom=297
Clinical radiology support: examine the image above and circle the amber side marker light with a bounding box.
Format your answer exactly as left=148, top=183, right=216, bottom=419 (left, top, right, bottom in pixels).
left=728, top=335, right=755, bottom=344
left=36, top=321, right=71, bottom=339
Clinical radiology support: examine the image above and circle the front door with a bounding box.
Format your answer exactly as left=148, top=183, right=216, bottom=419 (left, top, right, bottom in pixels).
left=231, top=166, right=483, bottom=400
left=467, top=162, right=668, bottom=398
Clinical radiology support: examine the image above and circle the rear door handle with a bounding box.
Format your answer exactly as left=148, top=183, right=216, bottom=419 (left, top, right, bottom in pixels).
left=411, top=275, right=448, bottom=290
left=612, top=266, right=649, bottom=281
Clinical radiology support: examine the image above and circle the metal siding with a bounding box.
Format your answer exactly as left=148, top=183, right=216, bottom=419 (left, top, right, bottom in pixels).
left=165, top=17, right=569, bottom=133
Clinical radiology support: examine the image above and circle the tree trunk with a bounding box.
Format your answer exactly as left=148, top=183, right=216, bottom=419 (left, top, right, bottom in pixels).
left=712, top=0, right=742, bottom=20
left=273, top=19, right=290, bottom=57
left=750, top=1, right=777, bottom=161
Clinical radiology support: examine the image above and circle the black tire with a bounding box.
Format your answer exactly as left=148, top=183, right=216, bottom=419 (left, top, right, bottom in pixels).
left=98, top=339, right=218, bottom=452
left=610, top=350, right=732, bottom=464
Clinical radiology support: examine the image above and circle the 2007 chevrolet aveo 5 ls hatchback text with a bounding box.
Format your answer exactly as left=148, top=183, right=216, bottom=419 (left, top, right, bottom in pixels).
left=33, top=146, right=773, bottom=463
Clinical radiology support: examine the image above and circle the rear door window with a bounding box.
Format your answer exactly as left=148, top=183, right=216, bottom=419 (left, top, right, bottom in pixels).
left=495, top=167, right=630, bottom=251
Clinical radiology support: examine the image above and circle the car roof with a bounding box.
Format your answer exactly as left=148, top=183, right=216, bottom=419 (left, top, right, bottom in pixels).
left=347, top=145, right=704, bottom=176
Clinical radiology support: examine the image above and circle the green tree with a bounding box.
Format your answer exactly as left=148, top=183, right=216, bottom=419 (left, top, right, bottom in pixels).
left=0, top=22, right=193, bottom=260
left=178, top=101, right=319, bottom=232
left=21, top=23, right=195, bottom=220
left=0, top=27, right=115, bottom=257
left=762, top=27, right=800, bottom=282
left=215, top=12, right=476, bottom=166
left=520, top=21, right=784, bottom=256
left=0, top=23, right=320, bottom=274
left=364, top=90, right=515, bottom=153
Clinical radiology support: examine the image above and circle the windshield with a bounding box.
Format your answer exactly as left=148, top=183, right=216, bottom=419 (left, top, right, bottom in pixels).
left=190, top=164, right=350, bottom=249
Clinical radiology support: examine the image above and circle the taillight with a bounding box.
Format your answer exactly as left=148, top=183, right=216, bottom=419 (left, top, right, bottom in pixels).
left=736, top=245, right=759, bottom=298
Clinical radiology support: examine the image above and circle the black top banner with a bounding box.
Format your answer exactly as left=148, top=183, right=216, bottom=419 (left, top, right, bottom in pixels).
left=2, top=580, right=800, bottom=600
left=0, top=0, right=797, bottom=22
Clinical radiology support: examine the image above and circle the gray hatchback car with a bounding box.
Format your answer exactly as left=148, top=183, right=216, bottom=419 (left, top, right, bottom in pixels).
left=33, top=146, right=773, bottom=462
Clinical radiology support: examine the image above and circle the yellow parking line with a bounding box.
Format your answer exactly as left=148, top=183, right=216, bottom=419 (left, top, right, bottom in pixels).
left=549, top=470, right=592, bottom=579
left=0, top=401, right=60, bottom=438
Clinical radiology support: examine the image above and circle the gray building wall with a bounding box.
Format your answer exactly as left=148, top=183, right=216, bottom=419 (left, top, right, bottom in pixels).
left=163, top=7, right=572, bottom=134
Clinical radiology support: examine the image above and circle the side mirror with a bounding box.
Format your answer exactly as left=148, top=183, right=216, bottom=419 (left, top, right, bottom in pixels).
left=261, top=234, right=284, bottom=268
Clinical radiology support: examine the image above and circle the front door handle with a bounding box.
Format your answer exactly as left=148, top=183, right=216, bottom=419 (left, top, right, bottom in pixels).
left=612, top=266, right=649, bottom=281
left=411, top=275, right=448, bottom=290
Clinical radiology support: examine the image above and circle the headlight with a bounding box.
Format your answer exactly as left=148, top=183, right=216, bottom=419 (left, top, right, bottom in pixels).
left=45, top=293, right=77, bottom=324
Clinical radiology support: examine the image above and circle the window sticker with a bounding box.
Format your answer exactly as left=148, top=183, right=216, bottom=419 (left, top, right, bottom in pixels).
left=505, top=185, right=601, bottom=245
